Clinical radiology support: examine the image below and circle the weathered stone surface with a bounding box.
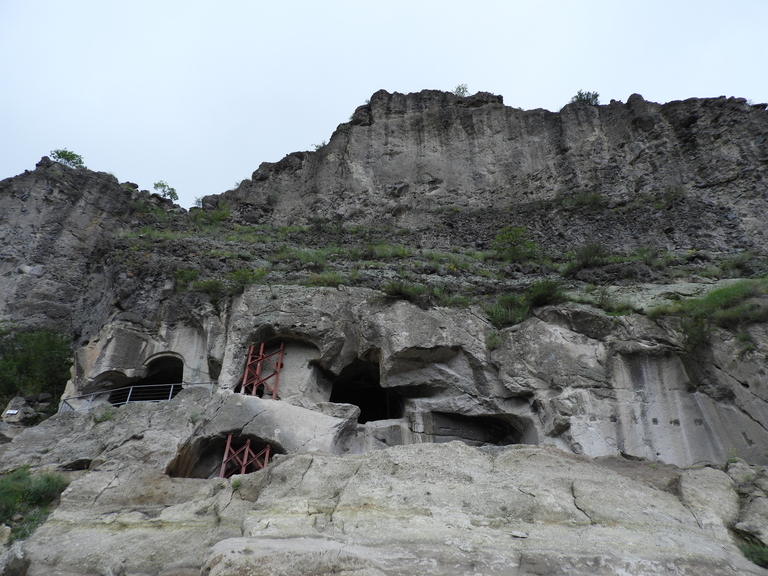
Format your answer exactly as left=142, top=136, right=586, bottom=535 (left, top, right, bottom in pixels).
left=7, top=409, right=765, bottom=576
left=0, top=542, right=29, bottom=576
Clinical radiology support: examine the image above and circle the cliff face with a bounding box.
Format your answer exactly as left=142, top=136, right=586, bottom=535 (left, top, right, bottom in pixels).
left=223, top=90, right=768, bottom=254
left=1, top=91, right=768, bottom=575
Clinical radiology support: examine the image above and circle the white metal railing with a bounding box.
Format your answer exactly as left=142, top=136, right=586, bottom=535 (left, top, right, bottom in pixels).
left=58, top=381, right=217, bottom=412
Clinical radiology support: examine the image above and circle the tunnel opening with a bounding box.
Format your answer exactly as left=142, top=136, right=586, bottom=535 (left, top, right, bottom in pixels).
left=329, top=359, right=403, bottom=424
left=428, top=412, right=522, bottom=446
left=108, top=356, right=184, bottom=406
left=166, top=433, right=284, bottom=479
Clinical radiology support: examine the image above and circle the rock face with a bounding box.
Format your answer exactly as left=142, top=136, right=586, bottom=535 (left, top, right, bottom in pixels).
left=222, top=90, right=768, bottom=255
left=1, top=90, right=768, bottom=574
left=63, top=285, right=768, bottom=467
left=1, top=395, right=766, bottom=575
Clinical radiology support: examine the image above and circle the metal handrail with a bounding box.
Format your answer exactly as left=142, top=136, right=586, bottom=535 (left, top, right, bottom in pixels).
left=58, top=381, right=217, bottom=412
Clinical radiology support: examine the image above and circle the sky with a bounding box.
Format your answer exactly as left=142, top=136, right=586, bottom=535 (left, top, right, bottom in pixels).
left=1, top=1, right=766, bottom=208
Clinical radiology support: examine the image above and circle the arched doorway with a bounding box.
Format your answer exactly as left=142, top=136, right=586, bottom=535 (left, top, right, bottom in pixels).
left=108, top=356, right=184, bottom=406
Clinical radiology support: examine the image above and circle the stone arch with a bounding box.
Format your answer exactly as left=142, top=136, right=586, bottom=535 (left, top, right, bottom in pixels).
left=108, top=355, right=185, bottom=406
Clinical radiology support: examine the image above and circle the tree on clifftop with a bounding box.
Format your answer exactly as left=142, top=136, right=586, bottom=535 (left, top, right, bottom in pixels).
left=570, top=90, right=600, bottom=105
left=50, top=149, right=86, bottom=169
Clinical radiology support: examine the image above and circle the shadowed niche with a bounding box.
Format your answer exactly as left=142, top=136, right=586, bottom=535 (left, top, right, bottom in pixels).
left=329, top=359, right=403, bottom=424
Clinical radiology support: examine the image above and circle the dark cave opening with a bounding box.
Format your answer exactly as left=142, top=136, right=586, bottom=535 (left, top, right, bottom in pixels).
left=166, top=433, right=284, bottom=479
left=108, top=356, right=184, bottom=406
left=329, top=359, right=403, bottom=424
left=429, top=412, right=522, bottom=446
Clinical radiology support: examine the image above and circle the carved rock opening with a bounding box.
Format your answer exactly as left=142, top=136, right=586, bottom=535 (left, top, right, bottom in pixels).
left=329, top=359, right=403, bottom=423
left=166, top=433, right=284, bottom=479
left=108, top=356, right=184, bottom=405
left=427, top=412, right=523, bottom=446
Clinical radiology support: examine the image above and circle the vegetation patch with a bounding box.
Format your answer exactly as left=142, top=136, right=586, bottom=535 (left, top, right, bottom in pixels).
left=740, top=538, right=768, bottom=569
left=0, top=466, right=68, bottom=542
left=302, top=272, right=345, bottom=287
left=174, top=268, right=199, bottom=290
left=649, top=279, right=768, bottom=350
left=562, top=243, right=608, bottom=276
left=0, top=327, right=71, bottom=411
left=485, top=280, right=566, bottom=328
left=227, top=268, right=270, bottom=293
left=492, top=225, right=539, bottom=263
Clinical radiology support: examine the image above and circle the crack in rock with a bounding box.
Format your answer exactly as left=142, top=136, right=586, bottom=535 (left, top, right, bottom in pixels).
left=570, top=481, right=594, bottom=524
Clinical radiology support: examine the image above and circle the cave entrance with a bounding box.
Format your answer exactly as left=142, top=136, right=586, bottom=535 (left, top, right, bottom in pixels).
left=166, top=433, right=284, bottom=479
left=108, top=356, right=184, bottom=406
left=329, top=359, right=402, bottom=424
left=427, top=412, right=522, bottom=446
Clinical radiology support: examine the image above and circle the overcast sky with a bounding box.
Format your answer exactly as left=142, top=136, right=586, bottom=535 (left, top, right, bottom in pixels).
left=2, top=1, right=766, bottom=208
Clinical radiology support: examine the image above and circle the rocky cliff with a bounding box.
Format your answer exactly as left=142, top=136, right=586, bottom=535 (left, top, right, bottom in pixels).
left=1, top=90, right=767, bottom=575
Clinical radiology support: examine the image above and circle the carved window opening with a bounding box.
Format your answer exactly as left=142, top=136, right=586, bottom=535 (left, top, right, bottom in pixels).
left=108, top=356, right=184, bottom=406
left=329, top=359, right=403, bottom=424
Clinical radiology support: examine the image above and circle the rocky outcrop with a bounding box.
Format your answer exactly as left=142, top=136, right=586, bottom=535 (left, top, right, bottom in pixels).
left=2, top=90, right=768, bottom=574
left=0, top=157, right=173, bottom=337
left=1, top=394, right=766, bottom=575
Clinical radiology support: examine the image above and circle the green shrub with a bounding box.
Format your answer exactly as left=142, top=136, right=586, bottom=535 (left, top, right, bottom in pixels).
left=452, top=84, right=469, bottom=97
left=366, top=243, right=413, bottom=259
left=0, top=466, right=68, bottom=542
left=191, top=204, right=230, bottom=228
left=526, top=280, right=565, bottom=307
left=50, top=149, right=85, bottom=169
left=296, top=249, right=328, bottom=268
left=0, top=327, right=71, bottom=407
left=492, top=226, right=538, bottom=262
left=486, top=331, right=501, bottom=351
left=568, top=192, right=608, bottom=209
left=227, top=268, right=269, bottom=292
left=302, top=272, right=345, bottom=287
left=740, top=539, right=768, bottom=568
left=570, top=90, right=600, bottom=105
left=486, top=293, right=530, bottom=328
left=95, top=406, right=114, bottom=423
left=191, top=279, right=225, bottom=299
left=563, top=243, right=607, bottom=275
left=486, top=281, right=567, bottom=327
left=174, top=269, right=199, bottom=289
left=575, top=243, right=607, bottom=267
left=382, top=281, right=428, bottom=302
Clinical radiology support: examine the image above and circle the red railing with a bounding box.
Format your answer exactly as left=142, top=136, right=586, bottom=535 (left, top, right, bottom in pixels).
left=218, top=434, right=271, bottom=478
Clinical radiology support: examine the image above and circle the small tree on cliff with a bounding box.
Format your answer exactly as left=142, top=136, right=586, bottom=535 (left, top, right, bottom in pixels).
left=452, top=84, right=469, bottom=97
left=153, top=181, right=178, bottom=202
left=570, top=90, right=600, bottom=105
left=50, top=149, right=86, bottom=169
